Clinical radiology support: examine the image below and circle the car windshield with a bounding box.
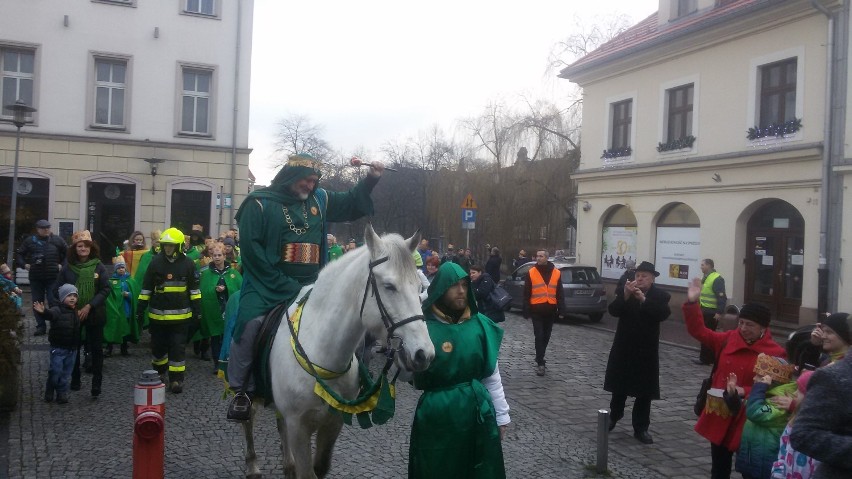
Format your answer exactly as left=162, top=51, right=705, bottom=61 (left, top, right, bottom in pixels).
left=561, top=267, right=600, bottom=284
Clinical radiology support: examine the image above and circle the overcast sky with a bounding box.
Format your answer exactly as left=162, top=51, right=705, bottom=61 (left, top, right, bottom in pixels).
left=248, top=0, right=660, bottom=184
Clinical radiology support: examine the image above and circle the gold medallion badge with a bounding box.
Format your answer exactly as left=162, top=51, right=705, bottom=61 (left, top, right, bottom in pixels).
left=230, top=274, right=235, bottom=279
left=166, top=273, right=173, bottom=280
left=310, top=206, right=318, bottom=216
left=441, top=341, right=453, bottom=353
left=94, top=273, right=99, bottom=279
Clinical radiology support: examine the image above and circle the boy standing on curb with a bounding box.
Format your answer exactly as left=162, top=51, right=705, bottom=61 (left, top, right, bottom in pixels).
left=33, top=284, right=80, bottom=404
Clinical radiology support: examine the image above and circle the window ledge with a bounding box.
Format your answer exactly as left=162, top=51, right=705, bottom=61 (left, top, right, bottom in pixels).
left=88, top=125, right=128, bottom=133
left=177, top=132, right=214, bottom=140
left=180, top=11, right=220, bottom=20
left=602, top=155, right=634, bottom=167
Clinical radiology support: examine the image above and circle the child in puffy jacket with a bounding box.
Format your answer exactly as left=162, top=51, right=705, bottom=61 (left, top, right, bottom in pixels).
left=33, top=284, right=80, bottom=404
left=0, top=263, right=23, bottom=313
left=770, top=370, right=819, bottom=479
left=735, top=366, right=798, bottom=479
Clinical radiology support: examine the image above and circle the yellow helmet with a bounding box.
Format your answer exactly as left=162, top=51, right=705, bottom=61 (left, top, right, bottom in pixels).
left=159, top=227, right=185, bottom=246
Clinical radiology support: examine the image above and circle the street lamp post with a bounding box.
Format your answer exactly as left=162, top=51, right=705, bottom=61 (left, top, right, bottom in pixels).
left=4, top=99, right=37, bottom=268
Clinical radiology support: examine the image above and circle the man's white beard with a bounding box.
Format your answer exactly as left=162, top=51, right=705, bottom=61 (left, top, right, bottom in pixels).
left=296, top=192, right=309, bottom=201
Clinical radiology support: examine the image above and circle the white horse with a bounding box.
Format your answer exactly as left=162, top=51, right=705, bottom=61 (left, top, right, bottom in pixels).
left=241, top=226, right=435, bottom=479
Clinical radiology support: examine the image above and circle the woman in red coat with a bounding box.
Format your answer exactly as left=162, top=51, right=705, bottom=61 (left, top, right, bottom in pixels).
left=683, top=278, right=785, bottom=479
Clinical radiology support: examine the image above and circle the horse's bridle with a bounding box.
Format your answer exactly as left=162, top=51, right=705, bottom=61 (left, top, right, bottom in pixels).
left=359, top=255, right=425, bottom=358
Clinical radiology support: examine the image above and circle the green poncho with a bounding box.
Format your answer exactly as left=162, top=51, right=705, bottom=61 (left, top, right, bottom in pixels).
left=232, top=154, right=378, bottom=341
left=409, top=262, right=506, bottom=479
left=193, top=263, right=243, bottom=340
left=103, top=272, right=140, bottom=344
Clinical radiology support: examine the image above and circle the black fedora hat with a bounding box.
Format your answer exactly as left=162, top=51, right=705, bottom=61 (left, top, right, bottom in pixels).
left=635, top=261, right=660, bottom=277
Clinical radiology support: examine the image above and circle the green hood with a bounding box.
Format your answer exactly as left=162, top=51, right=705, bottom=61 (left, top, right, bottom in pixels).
left=235, top=153, right=322, bottom=221
left=422, top=262, right=478, bottom=315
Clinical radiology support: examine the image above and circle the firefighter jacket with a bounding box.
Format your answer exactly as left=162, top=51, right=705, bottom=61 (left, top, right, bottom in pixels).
left=137, top=252, right=201, bottom=324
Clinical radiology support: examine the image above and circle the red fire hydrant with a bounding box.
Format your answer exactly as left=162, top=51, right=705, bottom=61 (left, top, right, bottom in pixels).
left=133, top=370, right=166, bottom=479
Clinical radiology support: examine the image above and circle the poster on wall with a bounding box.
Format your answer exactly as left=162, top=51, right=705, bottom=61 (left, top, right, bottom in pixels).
left=655, top=226, right=701, bottom=287
left=601, top=226, right=637, bottom=280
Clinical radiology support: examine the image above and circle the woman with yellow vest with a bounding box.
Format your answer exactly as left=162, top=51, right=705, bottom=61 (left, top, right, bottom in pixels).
left=522, top=250, right=564, bottom=376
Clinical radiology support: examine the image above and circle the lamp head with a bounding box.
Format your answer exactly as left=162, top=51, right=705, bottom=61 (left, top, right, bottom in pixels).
left=4, top=99, right=37, bottom=128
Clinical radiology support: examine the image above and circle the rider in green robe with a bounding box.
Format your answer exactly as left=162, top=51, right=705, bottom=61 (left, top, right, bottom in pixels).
left=226, top=152, right=384, bottom=422
left=409, top=262, right=510, bottom=478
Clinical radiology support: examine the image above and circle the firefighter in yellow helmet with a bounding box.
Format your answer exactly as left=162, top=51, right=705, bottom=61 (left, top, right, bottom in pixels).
left=136, top=228, right=201, bottom=393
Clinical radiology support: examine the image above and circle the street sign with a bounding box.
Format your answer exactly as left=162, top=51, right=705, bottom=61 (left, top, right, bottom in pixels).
left=461, top=193, right=478, bottom=209
left=462, top=208, right=476, bottom=229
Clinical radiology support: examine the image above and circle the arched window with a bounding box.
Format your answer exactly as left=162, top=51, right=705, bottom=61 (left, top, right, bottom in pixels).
left=654, top=202, right=700, bottom=287
left=601, top=205, right=637, bottom=279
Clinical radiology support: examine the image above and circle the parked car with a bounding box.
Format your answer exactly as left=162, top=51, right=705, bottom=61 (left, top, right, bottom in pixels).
left=501, top=262, right=607, bottom=322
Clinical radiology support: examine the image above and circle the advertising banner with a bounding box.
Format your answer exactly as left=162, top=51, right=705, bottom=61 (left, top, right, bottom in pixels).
left=601, top=226, right=637, bottom=280
left=655, top=226, right=701, bottom=287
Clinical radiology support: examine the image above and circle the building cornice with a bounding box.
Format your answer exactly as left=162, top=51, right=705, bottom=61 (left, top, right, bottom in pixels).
left=573, top=142, right=823, bottom=181
left=561, top=0, right=839, bottom=85
left=0, top=129, right=252, bottom=155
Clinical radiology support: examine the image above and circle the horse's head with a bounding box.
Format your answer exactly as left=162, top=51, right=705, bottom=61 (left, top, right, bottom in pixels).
left=362, top=225, right=434, bottom=373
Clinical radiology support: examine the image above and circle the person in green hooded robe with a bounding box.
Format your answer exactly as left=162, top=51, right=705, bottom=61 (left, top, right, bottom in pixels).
left=103, top=259, right=140, bottom=356
left=132, top=229, right=161, bottom=330
left=226, top=152, right=385, bottom=422
left=192, top=242, right=242, bottom=372
left=409, top=261, right=510, bottom=479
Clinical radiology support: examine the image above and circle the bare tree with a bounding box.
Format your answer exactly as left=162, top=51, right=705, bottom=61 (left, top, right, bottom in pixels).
left=547, top=14, right=633, bottom=73
left=273, top=113, right=333, bottom=166
left=461, top=100, right=523, bottom=169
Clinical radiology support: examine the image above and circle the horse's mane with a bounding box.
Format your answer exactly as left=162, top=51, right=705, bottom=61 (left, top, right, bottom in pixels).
left=316, top=232, right=418, bottom=286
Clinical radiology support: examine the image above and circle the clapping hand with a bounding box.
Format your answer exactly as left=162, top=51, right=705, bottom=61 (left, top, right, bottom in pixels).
left=32, top=301, right=45, bottom=314
left=726, top=372, right=738, bottom=396
left=624, top=280, right=645, bottom=302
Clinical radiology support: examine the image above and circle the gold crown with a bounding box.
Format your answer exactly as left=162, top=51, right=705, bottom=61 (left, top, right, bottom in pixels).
left=287, top=155, right=321, bottom=170
left=71, top=230, right=93, bottom=245
left=753, top=353, right=795, bottom=384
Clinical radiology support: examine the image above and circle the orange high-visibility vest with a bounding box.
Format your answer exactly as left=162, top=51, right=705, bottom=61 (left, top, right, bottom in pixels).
left=529, top=266, right=560, bottom=305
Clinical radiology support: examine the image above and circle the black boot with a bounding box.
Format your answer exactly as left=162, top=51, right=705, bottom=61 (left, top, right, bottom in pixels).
left=104, top=344, right=113, bottom=358
left=227, top=392, right=253, bottom=422
left=120, top=341, right=129, bottom=356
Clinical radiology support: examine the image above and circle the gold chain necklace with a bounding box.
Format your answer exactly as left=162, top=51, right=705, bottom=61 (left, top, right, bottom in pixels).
left=283, top=202, right=310, bottom=235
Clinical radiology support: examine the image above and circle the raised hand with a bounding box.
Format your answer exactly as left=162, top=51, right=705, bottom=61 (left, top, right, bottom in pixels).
left=687, top=277, right=702, bottom=302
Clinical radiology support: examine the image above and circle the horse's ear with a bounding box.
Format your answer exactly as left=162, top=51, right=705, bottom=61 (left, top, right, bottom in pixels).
left=364, top=223, right=381, bottom=255
left=405, top=229, right=421, bottom=253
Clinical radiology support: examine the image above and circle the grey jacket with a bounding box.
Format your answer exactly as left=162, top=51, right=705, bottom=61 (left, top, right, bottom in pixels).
left=790, top=354, right=852, bottom=479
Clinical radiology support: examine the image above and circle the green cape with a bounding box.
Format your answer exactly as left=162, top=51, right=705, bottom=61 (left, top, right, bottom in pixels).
left=193, top=264, right=243, bottom=340
left=103, top=273, right=140, bottom=344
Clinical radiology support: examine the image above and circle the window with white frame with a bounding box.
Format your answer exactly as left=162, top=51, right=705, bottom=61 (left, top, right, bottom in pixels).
left=610, top=99, right=632, bottom=150
left=93, top=58, right=127, bottom=128
left=759, top=58, right=797, bottom=127
left=666, top=83, right=693, bottom=142
left=180, top=68, right=212, bottom=135
left=1, top=48, right=35, bottom=119
left=676, top=0, right=697, bottom=18
left=185, top=0, right=215, bottom=16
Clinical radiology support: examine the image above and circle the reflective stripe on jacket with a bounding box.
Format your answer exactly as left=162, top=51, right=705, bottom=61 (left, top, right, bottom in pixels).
left=700, top=271, right=721, bottom=310
left=529, top=267, right=560, bottom=305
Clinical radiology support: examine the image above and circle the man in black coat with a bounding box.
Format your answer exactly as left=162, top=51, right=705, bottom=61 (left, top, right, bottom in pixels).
left=791, top=347, right=852, bottom=479
left=15, top=219, right=67, bottom=336
left=604, top=261, right=671, bottom=445
left=484, top=247, right=502, bottom=282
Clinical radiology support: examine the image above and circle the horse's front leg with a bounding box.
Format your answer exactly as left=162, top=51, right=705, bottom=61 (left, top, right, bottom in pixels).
left=286, top=417, right=318, bottom=479
left=313, top=414, right=343, bottom=478
left=276, top=412, right=296, bottom=479
left=242, top=403, right=262, bottom=479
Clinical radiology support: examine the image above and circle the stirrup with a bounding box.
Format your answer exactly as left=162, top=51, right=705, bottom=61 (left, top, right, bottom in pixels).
left=227, top=392, right=253, bottom=422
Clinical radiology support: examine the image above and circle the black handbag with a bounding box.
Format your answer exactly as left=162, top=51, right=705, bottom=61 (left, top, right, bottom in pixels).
left=488, top=286, right=512, bottom=310
left=693, top=338, right=727, bottom=416
left=693, top=377, right=713, bottom=416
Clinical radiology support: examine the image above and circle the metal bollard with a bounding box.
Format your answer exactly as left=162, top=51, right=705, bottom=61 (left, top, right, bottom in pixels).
left=133, top=370, right=166, bottom=479
left=596, top=409, right=610, bottom=473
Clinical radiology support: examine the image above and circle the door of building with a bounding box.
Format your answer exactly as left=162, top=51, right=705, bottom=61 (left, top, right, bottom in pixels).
left=0, top=176, right=50, bottom=259
left=170, top=189, right=211, bottom=235
left=86, top=182, right=136, bottom=263
left=745, top=201, right=804, bottom=323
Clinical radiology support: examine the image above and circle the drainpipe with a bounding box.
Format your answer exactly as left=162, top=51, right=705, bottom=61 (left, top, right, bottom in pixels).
left=229, top=0, right=243, bottom=229
left=810, top=0, right=833, bottom=316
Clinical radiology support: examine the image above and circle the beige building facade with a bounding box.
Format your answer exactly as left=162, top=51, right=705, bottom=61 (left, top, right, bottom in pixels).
left=0, top=0, right=253, bottom=263
left=562, top=0, right=848, bottom=325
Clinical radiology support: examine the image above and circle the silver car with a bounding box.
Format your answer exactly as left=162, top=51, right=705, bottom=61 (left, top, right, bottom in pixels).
left=501, top=262, right=608, bottom=322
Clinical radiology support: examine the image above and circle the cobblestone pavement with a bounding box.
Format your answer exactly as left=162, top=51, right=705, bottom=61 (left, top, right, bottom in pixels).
left=4, top=303, right=725, bottom=478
